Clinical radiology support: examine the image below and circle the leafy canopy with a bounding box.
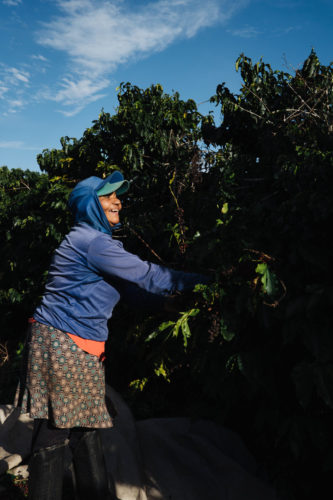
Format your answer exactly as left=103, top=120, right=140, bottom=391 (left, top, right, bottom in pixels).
left=1, top=52, right=333, bottom=499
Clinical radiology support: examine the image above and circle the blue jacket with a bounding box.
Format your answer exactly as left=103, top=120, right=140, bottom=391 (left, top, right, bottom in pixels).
left=34, top=177, right=207, bottom=341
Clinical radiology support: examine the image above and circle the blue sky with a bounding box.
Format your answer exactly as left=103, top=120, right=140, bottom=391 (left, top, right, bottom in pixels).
left=0, top=0, right=332, bottom=172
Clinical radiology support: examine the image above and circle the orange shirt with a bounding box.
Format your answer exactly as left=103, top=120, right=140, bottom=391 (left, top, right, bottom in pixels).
left=66, top=332, right=105, bottom=360
left=29, top=318, right=106, bottom=360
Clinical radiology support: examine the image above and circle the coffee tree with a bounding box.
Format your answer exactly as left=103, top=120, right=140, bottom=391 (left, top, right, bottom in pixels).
left=198, top=49, right=333, bottom=498
left=1, top=51, right=332, bottom=499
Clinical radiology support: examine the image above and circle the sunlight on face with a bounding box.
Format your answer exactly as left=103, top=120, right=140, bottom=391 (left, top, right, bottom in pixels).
left=98, top=191, right=122, bottom=226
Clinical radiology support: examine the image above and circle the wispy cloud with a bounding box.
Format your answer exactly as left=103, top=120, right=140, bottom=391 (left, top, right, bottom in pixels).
left=0, top=65, right=30, bottom=113
left=0, top=84, right=9, bottom=99
left=0, top=140, right=39, bottom=151
left=228, top=25, right=261, bottom=38
left=0, top=0, right=248, bottom=117
left=0, top=64, right=30, bottom=85
left=38, top=0, right=231, bottom=74
left=40, top=76, right=109, bottom=116
left=228, top=23, right=300, bottom=39
left=35, top=0, right=247, bottom=115
left=6, top=98, right=26, bottom=113
left=6, top=67, right=30, bottom=84
left=31, top=54, right=48, bottom=62
left=271, top=25, right=301, bottom=37
left=2, top=0, right=22, bottom=6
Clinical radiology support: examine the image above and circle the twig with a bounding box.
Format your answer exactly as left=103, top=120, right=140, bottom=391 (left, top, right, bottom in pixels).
left=286, top=81, right=313, bottom=112
left=244, top=248, right=276, bottom=262
left=247, top=87, right=272, bottom=114
left=169, top=169, right=180, bottom=210
left=127, top=225, right=165, bottom=264
left=20, top=180, right=31, bottom=190
left=168, top=128, right=175, bottom=152
left=0, top=342, right=9, bottom=367
left=308, top=88, right=328, bottom=117
left=236, top=104, right=274, bottom=125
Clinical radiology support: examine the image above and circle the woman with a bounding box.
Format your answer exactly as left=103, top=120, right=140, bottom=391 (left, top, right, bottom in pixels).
left=17, top=171, right=207, bottom=500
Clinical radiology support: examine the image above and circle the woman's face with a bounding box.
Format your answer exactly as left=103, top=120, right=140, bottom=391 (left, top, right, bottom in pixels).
left=99, top=191, right=122, bottom=226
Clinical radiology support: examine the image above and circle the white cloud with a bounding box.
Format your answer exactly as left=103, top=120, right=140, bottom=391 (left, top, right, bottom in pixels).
left=38, top=0, right=235, bottom=74
left=0, top=140, right=25, bottom=148
left=8, top=99, right=24, bottom=107
left=52, top=76, right=109, bottom=104
left=228, top=23, right=299, bottom=39
left=2, top=0, right=22, bottom=6
left=228, top=25, right=261, bottom=38
left=31, top=54, right=48, bottom=62
left=6, top=67, right=30, bottom=85
left=6, top=97, right=27, bottom=113
left=0, top=84, right=9, bottom=99
left=44, top=76, right=109, bottom=116
left=1, top=0, right=248, bottom=117
left=271, top=25, right=301, bottom=37
left=36, top=0, right=247, bottom=113
left=0, top=65, right=30, bottom=114
left=0, top=140, right=39, bottom=150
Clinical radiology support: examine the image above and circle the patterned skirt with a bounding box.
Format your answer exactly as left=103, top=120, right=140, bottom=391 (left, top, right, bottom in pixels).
left=15, top=321, right=113, bottom=429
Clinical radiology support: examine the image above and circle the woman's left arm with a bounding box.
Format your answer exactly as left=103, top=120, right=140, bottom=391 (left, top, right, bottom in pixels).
left=87, top=234, right=209, bottom=296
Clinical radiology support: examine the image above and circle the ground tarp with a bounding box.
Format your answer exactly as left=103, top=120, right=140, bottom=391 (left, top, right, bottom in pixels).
left=0, top=386, right=277, bottom=500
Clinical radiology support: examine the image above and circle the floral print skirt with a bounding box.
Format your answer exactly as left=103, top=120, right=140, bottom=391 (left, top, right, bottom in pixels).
left=15, top=321, right=113, bottom=429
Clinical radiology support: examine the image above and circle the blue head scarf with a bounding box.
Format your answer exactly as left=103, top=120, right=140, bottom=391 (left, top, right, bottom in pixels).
left=68, top=172, right=129, bottom=235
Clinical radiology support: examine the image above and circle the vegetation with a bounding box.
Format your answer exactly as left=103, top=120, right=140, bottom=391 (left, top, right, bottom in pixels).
left=1, top=50, right=332, bottom=499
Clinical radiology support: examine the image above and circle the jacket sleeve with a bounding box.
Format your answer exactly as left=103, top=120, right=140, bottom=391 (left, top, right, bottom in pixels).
left=111, top=279, right=167, bottom=311
left=87, top=234, right=209, bottom=296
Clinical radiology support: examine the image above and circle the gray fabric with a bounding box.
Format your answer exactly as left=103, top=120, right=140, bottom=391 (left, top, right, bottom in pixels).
left=0, top=386, right=278, bottom=500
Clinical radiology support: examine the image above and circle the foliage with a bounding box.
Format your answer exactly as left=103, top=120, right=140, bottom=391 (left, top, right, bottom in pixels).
left=0, top=167, right=72, bottom=399
left=1, top=52, right=333, bottom=499
left=199, top=49, right=333, bottom=498
left=37, top=83, right=206, bottom=263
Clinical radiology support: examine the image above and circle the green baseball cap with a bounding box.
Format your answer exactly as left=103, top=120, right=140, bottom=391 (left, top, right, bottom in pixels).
left=96, top=171, right=130, bottom=196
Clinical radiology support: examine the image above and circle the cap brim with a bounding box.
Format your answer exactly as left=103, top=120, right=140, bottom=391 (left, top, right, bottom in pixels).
left=97, top=180, right=129, bottom=196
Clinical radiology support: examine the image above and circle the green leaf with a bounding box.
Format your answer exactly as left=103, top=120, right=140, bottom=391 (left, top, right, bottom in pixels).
left=145, top=320, right=175, bottom=342
left=220, top=317, right=235, bottom=341
left=129, top=378, right=148, bottom=391
left=154, top=361, right=170, bottom=381
left=171, top=308, right=199, bottom=348
left=181, top=318, right=191, bottom=348
left=255, top=263, right=279, bottom=296
left=221, top=202, right=229, bottom=214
